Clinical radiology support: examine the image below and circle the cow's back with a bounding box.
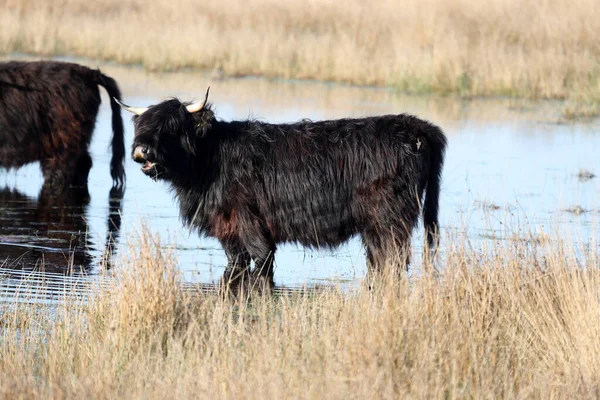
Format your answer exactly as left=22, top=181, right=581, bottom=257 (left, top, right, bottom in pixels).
left=228, top=115, right=431, bottom=247
left=0, top=61, right=101, bottom=168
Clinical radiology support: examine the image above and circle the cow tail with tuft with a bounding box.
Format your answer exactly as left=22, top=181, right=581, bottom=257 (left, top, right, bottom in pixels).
left=423, top=124, right=447, bottom=250
left=97, top=70, right=126, bottom=188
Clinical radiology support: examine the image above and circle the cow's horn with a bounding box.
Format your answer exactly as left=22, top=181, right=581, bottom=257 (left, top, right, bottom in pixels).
left=114, top=98, right=148, bottom=115
left=186, top=86, right=211, bottom=113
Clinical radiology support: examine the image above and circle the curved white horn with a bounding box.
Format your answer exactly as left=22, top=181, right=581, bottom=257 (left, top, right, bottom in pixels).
left=114, top=97, right=148, bottom=116
left=186, top=86, right=211, bottom=113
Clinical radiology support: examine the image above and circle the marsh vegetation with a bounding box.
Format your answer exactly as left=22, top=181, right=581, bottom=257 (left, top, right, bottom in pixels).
left=1, top=0, right=599, bottom=105
left=2, top=229, right=600, bottom=398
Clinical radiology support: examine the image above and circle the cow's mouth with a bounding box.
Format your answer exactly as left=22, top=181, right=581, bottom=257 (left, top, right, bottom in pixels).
left=141, top=160, right=156, bottom=172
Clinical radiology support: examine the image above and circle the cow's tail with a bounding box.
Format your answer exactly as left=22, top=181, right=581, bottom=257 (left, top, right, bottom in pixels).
left=423, top=124, right=447, bottom=250
left=97, top=70, right=126, bottom=188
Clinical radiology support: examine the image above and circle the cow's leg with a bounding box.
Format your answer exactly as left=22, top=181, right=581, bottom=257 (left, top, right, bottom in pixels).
left=238, top=223, right=276, bottom=289
left=362, top=226, right=411, bottom=279
left=251, top=248, right=275, bottom=282
left=247, top=240, right=276, bottom=286
left=220, top=238, right=251, bottom=287
left=40, top=157, right=76, bottom=195
left=41, top=146, right=92, bottom=191
left=362, top=188, right=421, bottom=279
left=362, top=230, right=383, bottom=275
left=71, top=151, right=93, bottom=188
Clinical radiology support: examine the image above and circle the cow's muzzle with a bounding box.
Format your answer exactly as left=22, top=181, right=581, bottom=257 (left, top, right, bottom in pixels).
left=132, top=145, right=157, bottom=173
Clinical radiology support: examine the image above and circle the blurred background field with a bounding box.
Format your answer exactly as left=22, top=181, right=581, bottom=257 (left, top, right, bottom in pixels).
left=1, top=0, right=599, bottom=108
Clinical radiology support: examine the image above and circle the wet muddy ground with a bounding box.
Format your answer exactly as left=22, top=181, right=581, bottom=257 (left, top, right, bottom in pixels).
left=1, top=57, right=599, bottom=290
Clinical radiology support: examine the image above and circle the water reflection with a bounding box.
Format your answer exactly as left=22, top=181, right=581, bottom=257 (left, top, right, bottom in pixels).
left=0, top=185, right=123, bottom=274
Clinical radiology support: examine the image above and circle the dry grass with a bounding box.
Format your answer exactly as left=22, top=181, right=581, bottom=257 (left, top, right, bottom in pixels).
left=1, top=228, right=600, bottom=398
left=562, top=101, right=600, bottom=121
left=1, top=0, right=600, bottom=101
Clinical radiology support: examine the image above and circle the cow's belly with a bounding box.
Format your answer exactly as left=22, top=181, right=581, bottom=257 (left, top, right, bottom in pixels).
left=0, top=143, right=41, bottom=169
left=263, top=186, right=359, bottom=248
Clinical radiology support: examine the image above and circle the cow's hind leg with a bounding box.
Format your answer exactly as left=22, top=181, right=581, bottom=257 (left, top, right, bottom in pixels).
left=40, top=148, right=92, bottom=193
left=362, top=226, right=411, bottom=280
left=362, top=186, right=422, bottom=281
left=72, top=152, right=93, bottom=188
left=41, top=157, right=77, bottom=195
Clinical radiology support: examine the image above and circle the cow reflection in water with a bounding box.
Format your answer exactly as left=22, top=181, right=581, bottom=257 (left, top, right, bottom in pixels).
left=0, top=186, right=123, bottom=274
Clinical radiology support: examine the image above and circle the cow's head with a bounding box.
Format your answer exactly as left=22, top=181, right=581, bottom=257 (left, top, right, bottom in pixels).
left=116, top=87, right=213, bottom=181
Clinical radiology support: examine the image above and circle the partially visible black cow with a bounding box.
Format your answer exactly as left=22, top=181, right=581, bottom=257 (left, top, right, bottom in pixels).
left=118, top=89, right=447, bottom=287
left=0, top=61, right=126, bottom=193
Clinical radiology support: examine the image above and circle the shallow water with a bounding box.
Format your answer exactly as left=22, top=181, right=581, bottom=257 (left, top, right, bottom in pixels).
left=1, top=58, right=599, bottom=290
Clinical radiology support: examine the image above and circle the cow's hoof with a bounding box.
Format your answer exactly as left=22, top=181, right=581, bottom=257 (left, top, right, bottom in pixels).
left=219, top=267, right=250, bottom=298
left=247, top=272, right=275, bottom=295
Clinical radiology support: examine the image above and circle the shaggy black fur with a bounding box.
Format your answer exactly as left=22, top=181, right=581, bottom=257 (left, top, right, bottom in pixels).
left=128, top=93, right=447, bottom=285
left=0, top=61, right=126, bottom=193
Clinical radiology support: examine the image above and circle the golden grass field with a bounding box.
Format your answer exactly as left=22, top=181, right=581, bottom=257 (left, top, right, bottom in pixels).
left=1, top=1, right=600, bottom=397
left=1, top=0, right=600, bottom=105
left=1, top=229, right=599, bottom=399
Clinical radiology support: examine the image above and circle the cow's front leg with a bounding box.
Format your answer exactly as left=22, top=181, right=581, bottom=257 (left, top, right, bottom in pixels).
left=237, top=221, right=276, bottom=291
left=250, top=249, right=275, bottom=285
left=220, top=238, right=251, bottom=289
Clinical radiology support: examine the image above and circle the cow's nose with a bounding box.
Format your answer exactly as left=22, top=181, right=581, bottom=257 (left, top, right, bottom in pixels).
left=133, top=146, right=146, bottom=163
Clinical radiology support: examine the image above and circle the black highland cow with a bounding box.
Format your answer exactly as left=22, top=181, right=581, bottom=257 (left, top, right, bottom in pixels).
left=119, top=89, right=447, bottom=286
left=0, top=61, right=126, bottom=192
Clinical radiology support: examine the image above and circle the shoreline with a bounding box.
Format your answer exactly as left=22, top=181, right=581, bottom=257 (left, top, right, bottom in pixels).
left=3, top=52, right=596, bottom=124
